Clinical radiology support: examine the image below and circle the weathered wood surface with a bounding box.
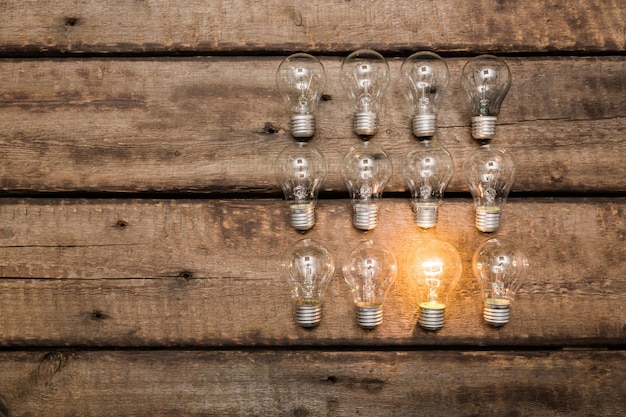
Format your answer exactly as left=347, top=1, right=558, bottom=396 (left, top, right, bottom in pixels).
left=0, top=57, right=624, bottom=194
left=0, top=198, right=623, bottom=347
left=0, top=350, right=624, bottom=417
left=0, top=1, right=624, bottom=54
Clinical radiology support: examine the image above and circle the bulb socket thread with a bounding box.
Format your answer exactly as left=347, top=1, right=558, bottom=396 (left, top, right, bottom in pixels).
left=295, top=304, right=322, bottom=328
left=419, top=305, right=445, bottom=331
left=290, top=203, right=315, bottom=231
left=484, top=299, right=511, bottom=327
left=354, top=112, right=378, bottom=136
left=352, top=202, right=379, bottom=231
left=290, top=114, right=315, bottom=138
left=357, top=305, right=383, bottom=330
left=475, top=206, right=501, bottom=233
left=414, top=203, right=439, bottom=228
left=412, top=114, right=437, bottom=137
left=471, top=116, right=497, bottom=140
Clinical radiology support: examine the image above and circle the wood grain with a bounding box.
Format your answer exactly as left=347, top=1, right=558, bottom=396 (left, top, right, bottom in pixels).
left=0, top=350, right=624, bottom=417
left=0, top=1, right=624, bottom=54
left=0, top=198, right=623, bottom=347
left=0, top=57, right=624, bottom=194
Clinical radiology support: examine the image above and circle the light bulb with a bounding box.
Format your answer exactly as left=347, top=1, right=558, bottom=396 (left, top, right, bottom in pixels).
left=341, top=142, right=392, bottom=231
left=473, top=237, right=528, bottom=327
left=409, top=237, right=463, bottom=331
left=401, top=51, right=450, bottom=138
left=284, top=238, right=335, bottom=328
left=403, top=140, right=454, bottom=228
left=463, top=144, right=516, bottom=233
left=460, top=54, right=511, bottom=140
left=276, top=53, right=326, bottom=138
left=275, top=142, right=328, bottom=231
left=341, top=49, right=390, bottom=136
left=342, top=240, right=397, bottom=329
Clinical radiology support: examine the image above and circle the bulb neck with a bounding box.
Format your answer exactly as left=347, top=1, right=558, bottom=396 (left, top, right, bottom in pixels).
left=290, top=203, right=315, bottom=231
left=352, top=202, right=379, bottom=231
left=412, top=114, right=437, bottom=138
left=419, top=303, right=445, bottom=331
left=475, top=206, right=501, bottom=233
left=295, top=303, right=322, bottom=328
left=357, top=305, right=383, bottom=330
left=290, top=114, right=315, bottom=138
left=484, top=299, right=511, bottom=327
left=354, top=112, right=378, bottom=136
left=471, top=116, right=497, bottom=140
left=413, top=202, right=439, bottom=229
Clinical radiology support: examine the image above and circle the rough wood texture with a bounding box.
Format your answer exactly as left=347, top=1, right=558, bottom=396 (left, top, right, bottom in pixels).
left=0, top=198, right=623, bottom=347
left=0, top=1, right=624, bottom=54
left=0, top=57, right=624, bottom=193
left=0, top=350, right=624, bottom=417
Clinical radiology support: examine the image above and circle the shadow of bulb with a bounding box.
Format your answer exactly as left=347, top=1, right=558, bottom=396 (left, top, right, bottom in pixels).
left=284, top=239, right=335, bottom=328
left=342, top=240, right=397, bottom=329
left=473, top=237, right=528, bottom=327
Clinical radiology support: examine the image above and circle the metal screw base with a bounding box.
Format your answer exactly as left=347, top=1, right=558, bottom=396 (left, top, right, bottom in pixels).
left=352, top=202, right=379, bottom=231
left=414, top=203, right=439, bottom=228
left=295, top=304, right=322, bottom=328
left=290, top=203, right=315, bottom=231
left=412, top=114, right=436, bottom=137
left=357, top=305, right=383, bottom=329
left=484, top=299, right=511, bottom=327
left=354, top=112, right=378, bottom=136
left=471, top=116, right=497, bottom=140
left=290, top=114, right=315, bottom=138
left=419, top=304, right=445, bottom=331
left=475, top=206, right=501, bottom=233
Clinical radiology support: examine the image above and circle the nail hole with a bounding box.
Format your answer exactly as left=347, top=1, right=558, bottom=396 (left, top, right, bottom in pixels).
left=178, top=271, right=193, bottom=280
left=64, top=17, right=79, bottom=26
left=115, top=220, right=128, bottom=229
left=327, top=376, right=337, bottom=383
left=91, top=310, right=108, bottom=321
left=263, top=122, right=281, bottom=134
left=321, top=94, right=332, bottom=101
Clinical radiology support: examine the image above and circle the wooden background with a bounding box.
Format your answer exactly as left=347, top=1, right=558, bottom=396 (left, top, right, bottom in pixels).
left=0, top=1, right=625, bottom=416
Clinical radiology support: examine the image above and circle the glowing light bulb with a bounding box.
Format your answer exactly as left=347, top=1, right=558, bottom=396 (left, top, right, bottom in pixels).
left=276, top=53, right=326, bottom=138
left=409, top=237, right=462, bottom=331
left=461, top=54, right=511, bottom=140
left=463, top=144, right=516, bottom=233
left=401, top=51, right=450, bottom=138
left=342, top=240, right=397, bottom=329
left=341, top=141, right=392, bottom=231
left=284, top=238, right=335, bottom=328
left=473, top=237, right=528, bottom=327
left=403, top=140, right=454, bottom=228
left=341, top=49, right=390, bottom=136
left=275, top=142, right=327, bottom=231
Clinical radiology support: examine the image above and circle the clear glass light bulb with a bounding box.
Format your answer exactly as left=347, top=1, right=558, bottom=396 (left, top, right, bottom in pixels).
left=276, top=53, right=326, bottom=138
left=342, top=240, right=397, bottom=329
left=401, top=51, right=450, bottom=137
left=341, top=142, right=392, bottom=231
left=409, top=237, right=463, bottom=331
left=275, top=142, right=328, bottom=231
left=284, top=238, right=336, bottom=328
left=341, top=49, right=390, bottom=136
left=463, top=144, right=516, bottom=233
left=473, top=237, right=528, bottom=327
left=461, top=54, right=511, bottom=140
left=403, top=140, right=454, bottom=228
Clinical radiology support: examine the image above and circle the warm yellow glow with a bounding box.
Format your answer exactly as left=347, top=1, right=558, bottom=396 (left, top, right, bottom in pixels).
left=422, top=260, right=443, bottom=277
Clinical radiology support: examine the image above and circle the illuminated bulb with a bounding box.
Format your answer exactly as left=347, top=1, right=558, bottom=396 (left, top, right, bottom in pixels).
left=403, top=140, right=454, bottom=228
left=341, top=49, right=390, bottom=136
left=275, top=142, right=327, bottom=231
left=284, top=238, right=335, bottom=328
left=463, top=145, right=516, bottom=233
left=276, top=53, right=326, bottom=138
left=461, top=55, right=511, bottom=140
left=473, top=237, right=528, bottom=327
left=401, top=51, right=450, bottom=137
left=409, top=237, right=462, bottom=331
left=341, top=142, right=392, bottom=231
left=342, top=240, right=397, bottom=329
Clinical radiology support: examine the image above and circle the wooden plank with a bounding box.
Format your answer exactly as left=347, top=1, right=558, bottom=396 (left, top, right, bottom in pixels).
left=0, top=198, right=624, bottom=347
left=0, top=350, right=624, bottom=416
left=0, top=1, right=624, bottom=54
left=0, top=57, right=624, bottom=194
